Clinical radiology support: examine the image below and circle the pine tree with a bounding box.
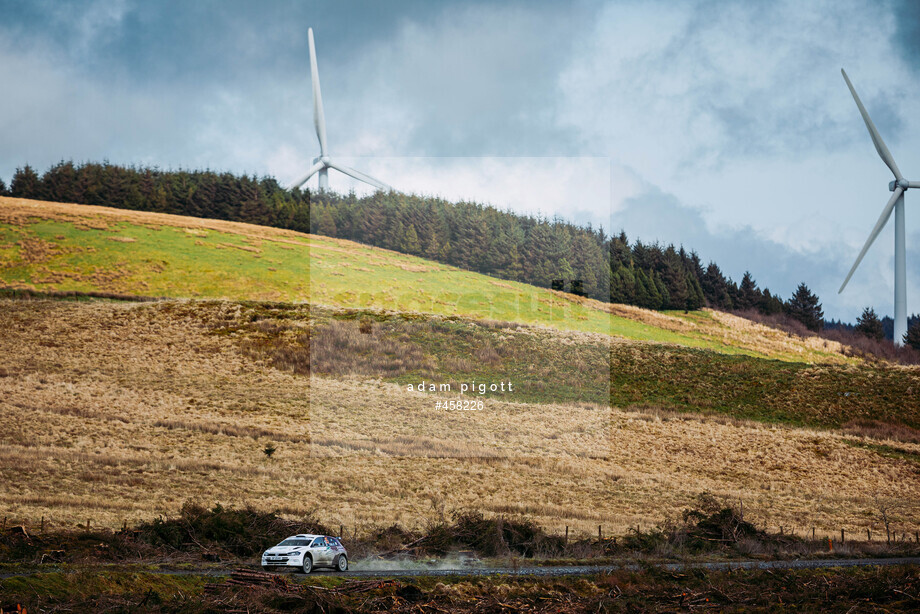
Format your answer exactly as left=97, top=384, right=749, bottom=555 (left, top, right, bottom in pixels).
left=685, top=272, right=704, bottom=310
left=570, top=233, right=601, bottom=298
left=523, top=224, right=556, bottom=287
left=553, top=257, right=575, bottom=290
left=855, top=307, right=884, bottom=341
left=738, top=272, right=759, bottom=311
left=758, top=289, right=784, bottom=315
left=609, top=232, right=631, bottom=269
left=501, top=242, right=524, bottom=281
left=610, top=265, right=635, bottom=304
left=438, top=240, right=451, bottom=262
left=313, top=206, right=337, bottom=236
left=0, top=177, right=8, bottom=196
left=633, top=269, right=652, bottom=308
left=452, top=206, right=489, bottom=272
left=904, top=320, right=920, bottom=350
left=387, top=220, right=406, bottom=252
left=701, top=263, right=731, bottom=309
left=43, top=160, right=78, bottom=203
left=651, top=271, right=669, bottom=309
left=486, top=224, right=514, bottom=277
left=424, top=234, right=441, bottom=261
left=401, top=223, right=421, bottom=255
left=10, top=165, right=40, bottom=198
left=786, top=283, right=824, bottom=332
left=660, top=247, right=688, bottom=309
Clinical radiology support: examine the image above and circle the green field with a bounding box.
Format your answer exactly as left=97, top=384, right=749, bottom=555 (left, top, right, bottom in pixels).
left=0, top=196, right=847, bottom=362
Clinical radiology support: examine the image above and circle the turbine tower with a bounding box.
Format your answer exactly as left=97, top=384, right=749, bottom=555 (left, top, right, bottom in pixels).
left=838, top=69, right=918, bottom=346
left=288, top=28, right=390, bottom=192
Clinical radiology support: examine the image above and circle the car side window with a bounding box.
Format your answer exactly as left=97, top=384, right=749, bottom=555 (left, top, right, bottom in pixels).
left=311, top=538, right=324, bottom=547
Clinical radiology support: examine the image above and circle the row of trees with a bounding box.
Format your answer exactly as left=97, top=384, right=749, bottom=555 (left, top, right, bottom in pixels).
left=3, top=162, right=311, bottom=233
left=3, top=161, right=824, bottom=326
left=840, top=309, right=920, bottom=348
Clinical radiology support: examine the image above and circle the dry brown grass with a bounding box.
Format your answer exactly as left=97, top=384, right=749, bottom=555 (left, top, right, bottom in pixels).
left=842, top=419, right=920, bottom=444
left=238, top=320, right=312, bottom=376
left=310, top=319, right=438, bottom=377
left=580, top=299, right=853, bottom=364
left=704, top=310, right=851, bottom=361
left=151, top=419, right=307, bottom=443
left=0, top=299, right=917, bottom=542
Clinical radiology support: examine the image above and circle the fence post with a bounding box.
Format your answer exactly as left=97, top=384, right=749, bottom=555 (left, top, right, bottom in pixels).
left=564, top=526, right=568, bottom=546
left=812, top=527, right=815, bottom=540
left=41, top=516, right=44, bottom=533
left=867, top=528, right=871, bottom=541
left=841, top=529, right=845, bottom=543
left=598, top=525, right=602, bottom=542
left=340, top=525, right=343, bottom=538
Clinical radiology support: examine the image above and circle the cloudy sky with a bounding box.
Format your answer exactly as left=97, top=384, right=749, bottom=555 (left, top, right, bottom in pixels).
left=1, top=0, right=919, bottom=322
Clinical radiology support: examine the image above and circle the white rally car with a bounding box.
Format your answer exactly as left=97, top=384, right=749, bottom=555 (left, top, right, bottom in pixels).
left=261, top=534, right=348, bottom=573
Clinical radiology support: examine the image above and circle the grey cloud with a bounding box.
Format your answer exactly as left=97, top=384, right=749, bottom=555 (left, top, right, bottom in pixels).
left=564, top=0, right=914, bottom=177
left=0, top=0, right=599, bottom=180
left=326, top=2, right=599, bottom=157
left=611, top=186, right=906, bottom=321
left=893, top=0, right=920, bottom=72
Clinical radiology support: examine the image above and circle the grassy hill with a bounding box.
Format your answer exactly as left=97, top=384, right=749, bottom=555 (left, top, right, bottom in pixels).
left=3, top=196, right=920, bottom=538
left=0, top=196, right=847, bottom=363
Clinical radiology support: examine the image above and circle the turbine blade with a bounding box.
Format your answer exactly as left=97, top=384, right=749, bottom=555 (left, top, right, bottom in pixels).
left=288, top=161, right=325, bottom=190
left=839, top=186, right=903, bottom=293
left=841, top=68, right=902, bottom=180
left=326, top=160, right=391, bottom=191
left=909, top=181, right=920, bottom=189
left=309, top=28, right=328, bottom=156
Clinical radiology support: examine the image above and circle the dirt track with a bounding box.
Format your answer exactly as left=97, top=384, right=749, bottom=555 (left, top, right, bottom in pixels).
left=4, top=557, right=919, bottom=581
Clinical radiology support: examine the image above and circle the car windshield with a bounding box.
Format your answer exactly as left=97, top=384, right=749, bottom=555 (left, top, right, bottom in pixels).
left=278, top=538, right=311, bottom=547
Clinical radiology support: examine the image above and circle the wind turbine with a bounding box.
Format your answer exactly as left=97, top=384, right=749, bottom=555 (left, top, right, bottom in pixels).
left=838, top=68, right=918, bottom=345
left=288, top=28, right=391, bottom=192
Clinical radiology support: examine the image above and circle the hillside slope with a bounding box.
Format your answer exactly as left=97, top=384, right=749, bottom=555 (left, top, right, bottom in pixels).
left=1, top=299, right=917, bottom=535
left=1, top=196, right=846, bottom=362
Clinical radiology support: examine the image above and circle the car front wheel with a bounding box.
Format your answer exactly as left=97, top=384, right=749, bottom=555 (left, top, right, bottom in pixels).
left=302, top=555, right=313, bottom=574
left=335, top=555, right=348, bottom=572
